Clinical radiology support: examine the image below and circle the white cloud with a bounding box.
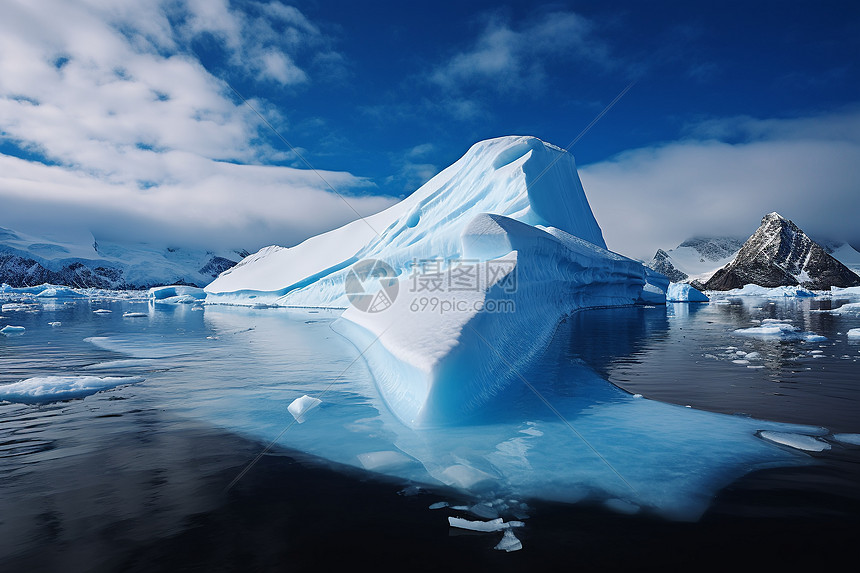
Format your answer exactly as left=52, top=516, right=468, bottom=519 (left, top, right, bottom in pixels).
left=579, top=109, right=860, bottom=261
left=430, top=11, right=609, bottom=93
left=0, top=0, right=393, bottom=251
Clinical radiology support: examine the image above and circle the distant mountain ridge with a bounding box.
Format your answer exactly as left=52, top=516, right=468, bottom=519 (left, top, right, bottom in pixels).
left=703, top=212, right=860, bottom=290
left=0, top=226, right=243, bottom=289
left=647, top=236, right=744, bottom=284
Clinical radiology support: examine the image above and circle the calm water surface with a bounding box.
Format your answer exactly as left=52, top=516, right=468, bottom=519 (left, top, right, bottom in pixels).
left=1, top=292, right=858, bottom=571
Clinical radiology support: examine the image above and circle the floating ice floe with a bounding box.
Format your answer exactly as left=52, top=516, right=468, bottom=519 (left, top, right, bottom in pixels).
left=35, top=286, right=83, bottom=298
left=847, top=328, right=860, bottom=339
left=448, top=516, right=524, bottom=532
left=48, top=321, right=61, bottom=327
left=93, top=309, right=112, bottom=314
left=0, top=375, right=144, bottom=403
left=828, top=302, right=860, bottom=315
left=288, top=394, right=322, bottom=423
left=830, top=286, right=860, bottom=296
left=719, top=284, right=817, bottom=297
left=832, top=433, right=860, bottom=446
left=1, top=325, right=25, bottom=334
left=122, top=312, right=148, bottom=318
left=2, top=303, right=35, bottom=312
left=759, top=431, right=830, bottom=452
left=148, top=285, right=206, bottom=304
left=494, top=529, right=523, bottom=552
left=734, top=319, right=825, bottom=342
left=666, top=282, right=709, bottom=302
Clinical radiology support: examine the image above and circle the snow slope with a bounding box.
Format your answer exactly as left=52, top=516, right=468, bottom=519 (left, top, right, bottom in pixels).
left=206, top=136, right=607, bottom=307
left=206, top=136, right=662, bottom=426
left=827, top=242, right=860, bottom=275
left=647, top=237, right=744, bottom=284
left=0, top=226, right=242, bottom=288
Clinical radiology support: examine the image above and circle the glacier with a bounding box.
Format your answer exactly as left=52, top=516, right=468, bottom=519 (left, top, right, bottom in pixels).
left=206, top=136, right=662, bottom=427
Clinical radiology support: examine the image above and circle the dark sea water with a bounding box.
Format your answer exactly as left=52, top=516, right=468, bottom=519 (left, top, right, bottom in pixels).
left=1, top=292, right=858, bottom=571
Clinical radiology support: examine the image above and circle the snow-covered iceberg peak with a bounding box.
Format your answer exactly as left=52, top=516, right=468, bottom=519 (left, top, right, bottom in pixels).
left=206, top=136, right=606, bottom=307
left=204, top=135, right=663, bottom=427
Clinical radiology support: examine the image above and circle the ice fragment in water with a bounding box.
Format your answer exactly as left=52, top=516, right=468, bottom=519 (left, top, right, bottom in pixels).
left=495, top=529, right=523, bottom=552
left=288, top=395, right=321, bottom=423
left=759, top=431, right=830, bottom=452
left=832, top=433, right=860, bottom=446
left=448, top=517, right=524, bottom=532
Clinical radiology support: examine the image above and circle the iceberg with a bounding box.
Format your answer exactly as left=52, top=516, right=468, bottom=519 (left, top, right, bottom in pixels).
left=148, top=285, right=206, bottom=304
left=206, top=136, right=610, bottom=307
left=206, top=136, right=661, bottom=426
left=666, top=282, right=709, bottom=302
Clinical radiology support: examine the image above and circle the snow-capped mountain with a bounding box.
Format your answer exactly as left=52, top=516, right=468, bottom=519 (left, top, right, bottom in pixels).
left=704, top=212, right=860, bottom=290
left=0, top=226, right=244, bottom=289
left=820, top=241, right=860, bottom=275
left=647, top=237, right=745, bottom=284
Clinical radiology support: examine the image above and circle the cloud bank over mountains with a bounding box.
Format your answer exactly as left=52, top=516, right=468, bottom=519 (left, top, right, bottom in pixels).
left=581, top=108, right=860, bottom=260
left=0, top=0, right=392, bottom=250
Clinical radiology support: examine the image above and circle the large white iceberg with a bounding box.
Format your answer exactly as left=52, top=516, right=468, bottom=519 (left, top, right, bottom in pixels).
left=206, top=136, right=665, bottom=426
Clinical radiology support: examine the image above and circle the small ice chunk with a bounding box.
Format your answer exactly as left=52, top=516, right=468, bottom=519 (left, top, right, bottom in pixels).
left=0, top=375, right=143, bottom=403
left=632, top=393, right=643, bottom=398
left=48, top=321, right=61, bottom=327
left=494, top=529, right=523, bottom=552
left=734, top=322, right=797, bottom=336
left=809, top=350, right=823, bottom=354
left=429, top=502, right=449, bottom=510
left=468, top=503, right=499, bottom=519
left=122, top=312, right=147, bottom=318
left=805, top=334, right=827, bottom=342
left=93, top=309, right=112, bottom=314
left=448, top=517, right=524, bottom=532
left=357, top=450, right=412, bottom=471
left=847, top=328, right=860, bottom=339
left=760, top=431, right=831, bottom=452
left=449, top=517, right=507, bottom=532
left=744, top=352, right=761, bottom=360
left=288, top=394, right=321, bottom=423
left=732, top=359, right=750, bottom=365
left=440, top=464, right=496, bottom=489
left=832, top=433, right=860, bottom=446
left=1, top=325, right=25, bottom=334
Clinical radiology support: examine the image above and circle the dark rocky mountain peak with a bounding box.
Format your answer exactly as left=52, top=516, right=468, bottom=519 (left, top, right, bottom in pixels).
left=704, top=212, right=860, bottom=290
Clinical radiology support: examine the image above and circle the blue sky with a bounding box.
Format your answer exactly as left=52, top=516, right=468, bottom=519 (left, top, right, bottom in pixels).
left=0, top=0, right=858, bottom=259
